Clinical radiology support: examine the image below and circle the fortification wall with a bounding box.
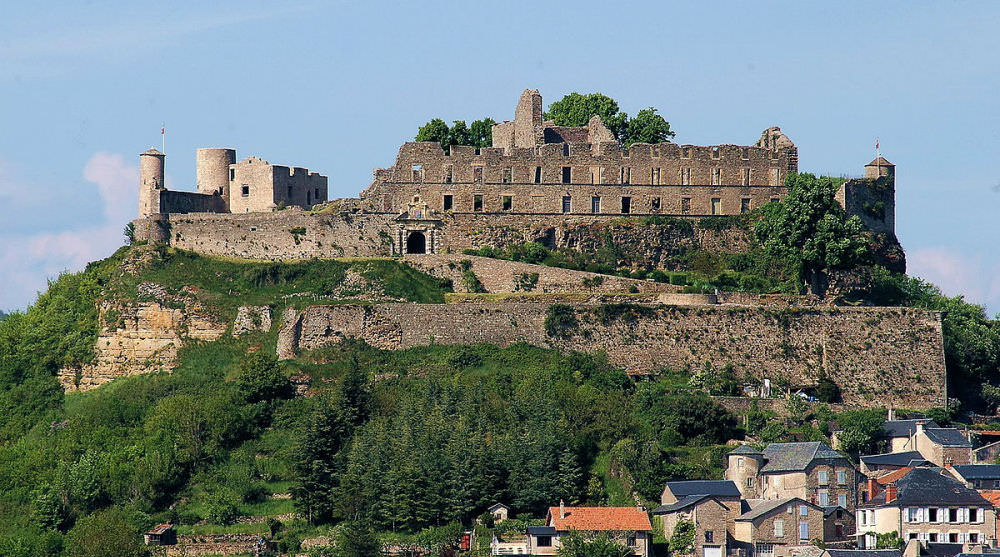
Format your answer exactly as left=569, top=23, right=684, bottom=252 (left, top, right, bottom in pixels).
left=402, top=254, right=679, bottom=294
left=158, top=190, right=227, bottom=214
left=837, top=175, right=895, bottom=236
left=279, top=303, right=947, bottom=408
left=149, top=210, right=396, bottom=259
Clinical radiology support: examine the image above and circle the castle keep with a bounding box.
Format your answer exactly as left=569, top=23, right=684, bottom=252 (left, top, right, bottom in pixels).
left=133, top=89, right=896, bottom=257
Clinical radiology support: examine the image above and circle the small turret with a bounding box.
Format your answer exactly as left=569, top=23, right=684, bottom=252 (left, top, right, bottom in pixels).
left=726, top=445, right=764, bottom=498
left=865, top=156, right=895, bottom=181
left=138, top=148, right=165, bottom=217
left=196, top=148, right=236, bottom=206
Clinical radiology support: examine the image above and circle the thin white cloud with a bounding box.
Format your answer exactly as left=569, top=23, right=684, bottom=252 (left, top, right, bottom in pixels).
left=908, top=247, right=1000, bottom=318
left=0, top=152, right=137, bottom=311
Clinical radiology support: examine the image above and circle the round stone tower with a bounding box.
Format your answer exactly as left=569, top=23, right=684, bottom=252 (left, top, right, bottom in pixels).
left=138, top=148, right=165, bottom=217
left=726, top=444, right=764, bottom=498
left=196, top=148, right=236, bottom=204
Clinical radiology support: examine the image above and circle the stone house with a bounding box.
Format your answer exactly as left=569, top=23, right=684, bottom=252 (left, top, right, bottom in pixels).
left=949, top=466, right=1000, bottom=491
left=543, top=503, right=653, bottom=556
left=913, top=424, right=973, bottom=467
left=489, top=503, right=511, bottom=524
left=856, top=468, right=996, bottom=548
left=860, top=452, right=930, bottom=477
left=653, top=480, right=743, bottom=557
left=881, top=419, right=939, bottom=453
left=727, top=442, right=859, bottom=513
left=733, top=498, right=826, bottom=557
left=824, top=506, right=857, bottom=542
left=144, top=523, right=176, bottom=545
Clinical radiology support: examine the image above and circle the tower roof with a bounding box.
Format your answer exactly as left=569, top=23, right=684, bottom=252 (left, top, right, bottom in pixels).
left=141, top=148, right=165, bottom=156
left=866, top=156, right=894, bottom=167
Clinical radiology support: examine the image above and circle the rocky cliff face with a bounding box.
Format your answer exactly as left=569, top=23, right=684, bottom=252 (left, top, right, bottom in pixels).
left=58, top=288, right=227, bottom=392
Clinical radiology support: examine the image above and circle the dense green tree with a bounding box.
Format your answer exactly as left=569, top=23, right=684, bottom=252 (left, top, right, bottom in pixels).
left=624, top=107, right=674, bottom=146
left=333, top=522, right=384, bottom=557
left=545, top=92, right=628, bottom=139
left=557, top=532, right=632, bottom=557
left=64, top=506, right=148, bottom=557
left=469, top=118, right=495, bottom=147
left=415, top=118, right=450, bottom=151
left=755, top=173, right=869, bottom=295
left=836, top=408, right=886, bottom=456
left=292, top=395, right=353, bottom=524
left=236, top=352, right=291, bottom=404
left=416, top=117, right=496, bottom=153
left=669, top=519, right=696, bottom=555
left=448, top=120, right=472, bottom=149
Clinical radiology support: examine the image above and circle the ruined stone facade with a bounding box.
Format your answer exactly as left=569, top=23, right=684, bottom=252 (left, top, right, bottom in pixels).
left=133, top=89, right=895, bottom=261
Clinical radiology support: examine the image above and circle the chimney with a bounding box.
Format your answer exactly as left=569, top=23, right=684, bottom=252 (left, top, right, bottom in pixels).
left=885, top=483, right=898, bottom=503
left=888, top=407, right=896, bottom=421
left=867, top=478, right=882, bottom=501
left=560, top=499, right=566, bottom=519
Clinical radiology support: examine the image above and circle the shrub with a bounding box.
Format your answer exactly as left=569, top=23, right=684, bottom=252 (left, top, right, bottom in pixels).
left=544, top=304, right=578, bottom=338
left=461, top=270, right=486, bottom=293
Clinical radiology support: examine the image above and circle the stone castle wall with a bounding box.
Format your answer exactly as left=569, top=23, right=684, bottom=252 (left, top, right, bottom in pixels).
left=278, top=303, right=946, bottom=408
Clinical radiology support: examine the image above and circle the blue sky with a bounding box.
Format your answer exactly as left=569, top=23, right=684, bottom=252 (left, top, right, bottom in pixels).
left=1, top=1, right=998, bottom=316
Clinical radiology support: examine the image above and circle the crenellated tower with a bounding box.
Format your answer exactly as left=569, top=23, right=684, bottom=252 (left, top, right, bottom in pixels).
left=138, top=148, right=165, bottom=217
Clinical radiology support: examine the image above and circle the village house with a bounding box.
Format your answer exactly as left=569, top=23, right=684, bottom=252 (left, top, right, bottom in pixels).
left=727, top=442, right=859, bottom=513
left=653, top=480, right=743, bottom=557
left=856, top=467, right=996, bottom=549
left=540, top=502, right=653, bottom=556
left=489, top=503, right=511, bottom=524
left=733, top=497, right=826, bottom=557
left=860, top=452, right=930, bottom=477
left=950, top=466, right=1000, bottom=491
left=912, top=424, right=973, bottom=467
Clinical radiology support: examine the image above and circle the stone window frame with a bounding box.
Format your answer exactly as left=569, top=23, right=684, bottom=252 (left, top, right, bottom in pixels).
left=502, top=167, right=513, bottom=184
left=534, top=166, right=542, bottom=184
left=473, top=194, right=484, bottom=212
left=836, top=470, right=847, bottom=485
left=501, top=195, right=513, bottom=211
left=621, top=196, right=631, bottom=214
left=742, top=168, right=752, bottom=186
left=241, top=185, right=250, bottom=197
left=412, top=164, right=423, bottom=182
left=651, top=167, right=661, bottom=185
left=704, top=530, right=714, bottom=543
left=561, top=166, right=572, bottom=184
left=651, top=197, right=661, bottom=212
left=711, top=198, right=722, bottom=215
left=443, top=194, right=453, bottom=211
left=774, top=519, right=784, bottom=538
left=473, top=165, right=484, bottom=184
left=561, top=195, right=571, bottom=214
left=711, top=146, right=721, bottom=160
left=620, top=167, right=631, bottom=185
left=741, top=198, right=752, bottom=214
left=681, top=197, right=691, bottom=214
left=681, top=168, right=691, bottom=186
left=711, top=167, right=721, bottom=186
left=591, top=196, right=601, bottom=214
left=444, top=165, right=454, bottom=184
left=741, top=147, right=750, bottom=160
left=818, top=470, right=829, bottom=486
left=681, top=146, right=692, bottom=159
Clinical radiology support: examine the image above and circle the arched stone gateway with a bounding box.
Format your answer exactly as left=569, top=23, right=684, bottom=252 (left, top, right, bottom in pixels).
left=406, top=231, right=427, bottom=254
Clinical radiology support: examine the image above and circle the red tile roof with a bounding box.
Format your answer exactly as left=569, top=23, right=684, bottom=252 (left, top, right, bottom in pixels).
left=877, top=467, right=914, bottom=485
left=547, top=506, right=652, bottom=532
left=979, top=490, right=1000, bottom=506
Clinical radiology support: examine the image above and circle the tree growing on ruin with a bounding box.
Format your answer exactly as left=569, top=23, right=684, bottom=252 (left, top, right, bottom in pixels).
left=544, top=93, right=674, bottom=146
left=755, top=173, right=869, bottom=296
left=415, top=118, right=495, bottom=153
left=625, top=107, right=674, bottom=146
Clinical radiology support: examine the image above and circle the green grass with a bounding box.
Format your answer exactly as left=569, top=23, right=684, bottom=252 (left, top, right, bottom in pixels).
left=239, top=497, right=295, bottom=517
left=591, top=453, right=636, bottom=507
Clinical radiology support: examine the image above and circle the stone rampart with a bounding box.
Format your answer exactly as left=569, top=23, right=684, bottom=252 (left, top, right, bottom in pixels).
left=158, top=189, right=227, bottom=214
left=278, top=303, right=946, bottom=408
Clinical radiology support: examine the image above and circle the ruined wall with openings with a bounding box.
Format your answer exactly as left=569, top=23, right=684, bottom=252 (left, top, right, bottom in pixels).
left=278, top=303, right=946, bottom=408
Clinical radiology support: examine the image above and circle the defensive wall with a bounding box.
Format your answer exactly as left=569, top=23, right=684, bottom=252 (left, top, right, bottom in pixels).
left=277, top=302, right=947, bottom=408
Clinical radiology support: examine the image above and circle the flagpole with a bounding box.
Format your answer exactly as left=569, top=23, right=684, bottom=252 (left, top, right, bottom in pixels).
left=161, top=124, right=165, bottom=154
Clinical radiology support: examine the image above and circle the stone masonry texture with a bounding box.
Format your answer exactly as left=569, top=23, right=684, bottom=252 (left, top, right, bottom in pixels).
left=278, top=303, right=946, bottom=408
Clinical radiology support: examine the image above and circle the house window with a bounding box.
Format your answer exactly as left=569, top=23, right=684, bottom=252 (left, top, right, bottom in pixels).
left=799, top=521, right=808, bottom=540
left=818, top=471, right=829, bottom=485
left=774, top=519, right=784, bottom=537
left=742, top=168, right=751, bottom=185
left=770, top=197, right=780, bottom=203
left=928, top=508, right=939, bottom=522
left=241, top=185, right=249, bottom=197
left=949, top=533, right=960, bottom=543
left=621, top=196, right=631, bottom=214
left=929, top=533, right=939, bottom=542
left=651, top=197, right=661, bottom=212
left=681, top=197, right=691, bottom=214
left=537, top=536, right=552, bottom=547
left=705, top=531, right=714, bottom=543
left=970, top=533, right=980, bottom=543
left=818, top=490, right=829, bottom=506
left=711, top=168, right=721, bottom=185
left=627, top=535, right=637, bottom=547
left=838, top=494, right=847, bottom=508
left=445, top=165, right=453, bottom=183
left=502, top=195, right=512, bottom=211
left=562, top=196, right=571, bottom=214
left=473, top=194, right=483, bottom=212
left=746, top=477, right=754, bottom=488
left=908, top=533, right=918, bottom=540
left=534, top=166, right=542, bottom=183
left=502, top=167, right=512, bottom=183
left=562, top=167, right=571, bottom=184
left=591, top=196, right=601, bottom=213
left=756, top=543, right=775, bottom=557
left=229, top=168, right=235, bottom=180
left=620, top=167, right=631, bottom=184
left=837, top=470, right=847, bottom=485
left=771, top=168, right=781, bottom=186
left=473, top=166, right=483, bottom=183
left=738, top=457, right=745, bottom=469
left=799, top=505, right=808, bottom=517
left=741, top=198, right=751, bottom=213
left=970, top=508, right=981, bottom=523
left=681, top=168, right=691, bottom=185
left=948, top=508, right=958, bottom=523
left=651, top=167, right=661, bottom=185
left=443, top=195, right=453, bottom=211
left=711, top=198, right=722, bottom=215
left=906, top=508, right=919, bottom=523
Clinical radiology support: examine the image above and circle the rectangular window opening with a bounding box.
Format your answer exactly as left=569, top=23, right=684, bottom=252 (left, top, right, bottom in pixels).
left=502, top=167, right=512, bottom=184
left=591, top=196, right=601, bottom=213
left=681, top=168, right=691, bottom=186
left=473, top=166, right=483, bottom=183
left=711, top=146, right=720, bottom=159
left=743, top=168, right=752, bottom=185
left=620, top=167, right=631, bottom=184
left=712, top=167, right=721, bottom=186
left=443, top=195, right=453, bottom=211
left=241, top=185, right=249, bottom=197
left=561, top=196, right=571, bottom=214
left=445, top=165, right=453, bottom=184
left=711, top=198, right=722, bottom=215
left=651, top=167, right=661, bottom=185
left=621, top=196, right=631, bottom=214
left=534, top=166, right=542, bottom=184
left=742, top=147, right=750, bottom=160
left=681, top=197, right=691, bottom=214
left=651, top=197, right=661, bottom=212
left=229, top=168, right=235, bottom=181
left=741, top=198, right=751, bottom=213
left=473, top=194, right=483, bottom=212
left=561, top=166, right=571, bottom=184
left=502, top=195, right=512, bottom=211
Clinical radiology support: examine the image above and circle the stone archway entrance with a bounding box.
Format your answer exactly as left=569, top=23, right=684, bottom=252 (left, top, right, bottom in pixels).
left=406, top=231, right=427, bottom=254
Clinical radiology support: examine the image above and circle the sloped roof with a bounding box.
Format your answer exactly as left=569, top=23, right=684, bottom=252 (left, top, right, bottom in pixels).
left=924, top=428, right=972, bottom=447
left=978, top=490, right=1000, bottom=507
left=761, top=442, right=846, bottom=473
left=736, top=497, right=820, bottom=522
left=921, top=544, right=964, bottom=557
left=877, top=467, right=915, bottom=485
left=665, top=480, right=740, bottom=498
left=488, top=503, right=510, bottom=511
left=866, top=157, right=895, bottom=167
left=861, top=451, right=928, bottom=468
left=730, top=445, right=764, bottom=456
left=952, top=464, right=1000, bottom=480
left=526, top=526, right=555, bottom=536
left=548, top=506, right=652, bottom=532
left=653, top=494, right=712, bottom=514
left=865, top=468, right=989, bottom=507
left=147, top=524, right=174, bottom=535
left=882, top=419, right=937, bottom=438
